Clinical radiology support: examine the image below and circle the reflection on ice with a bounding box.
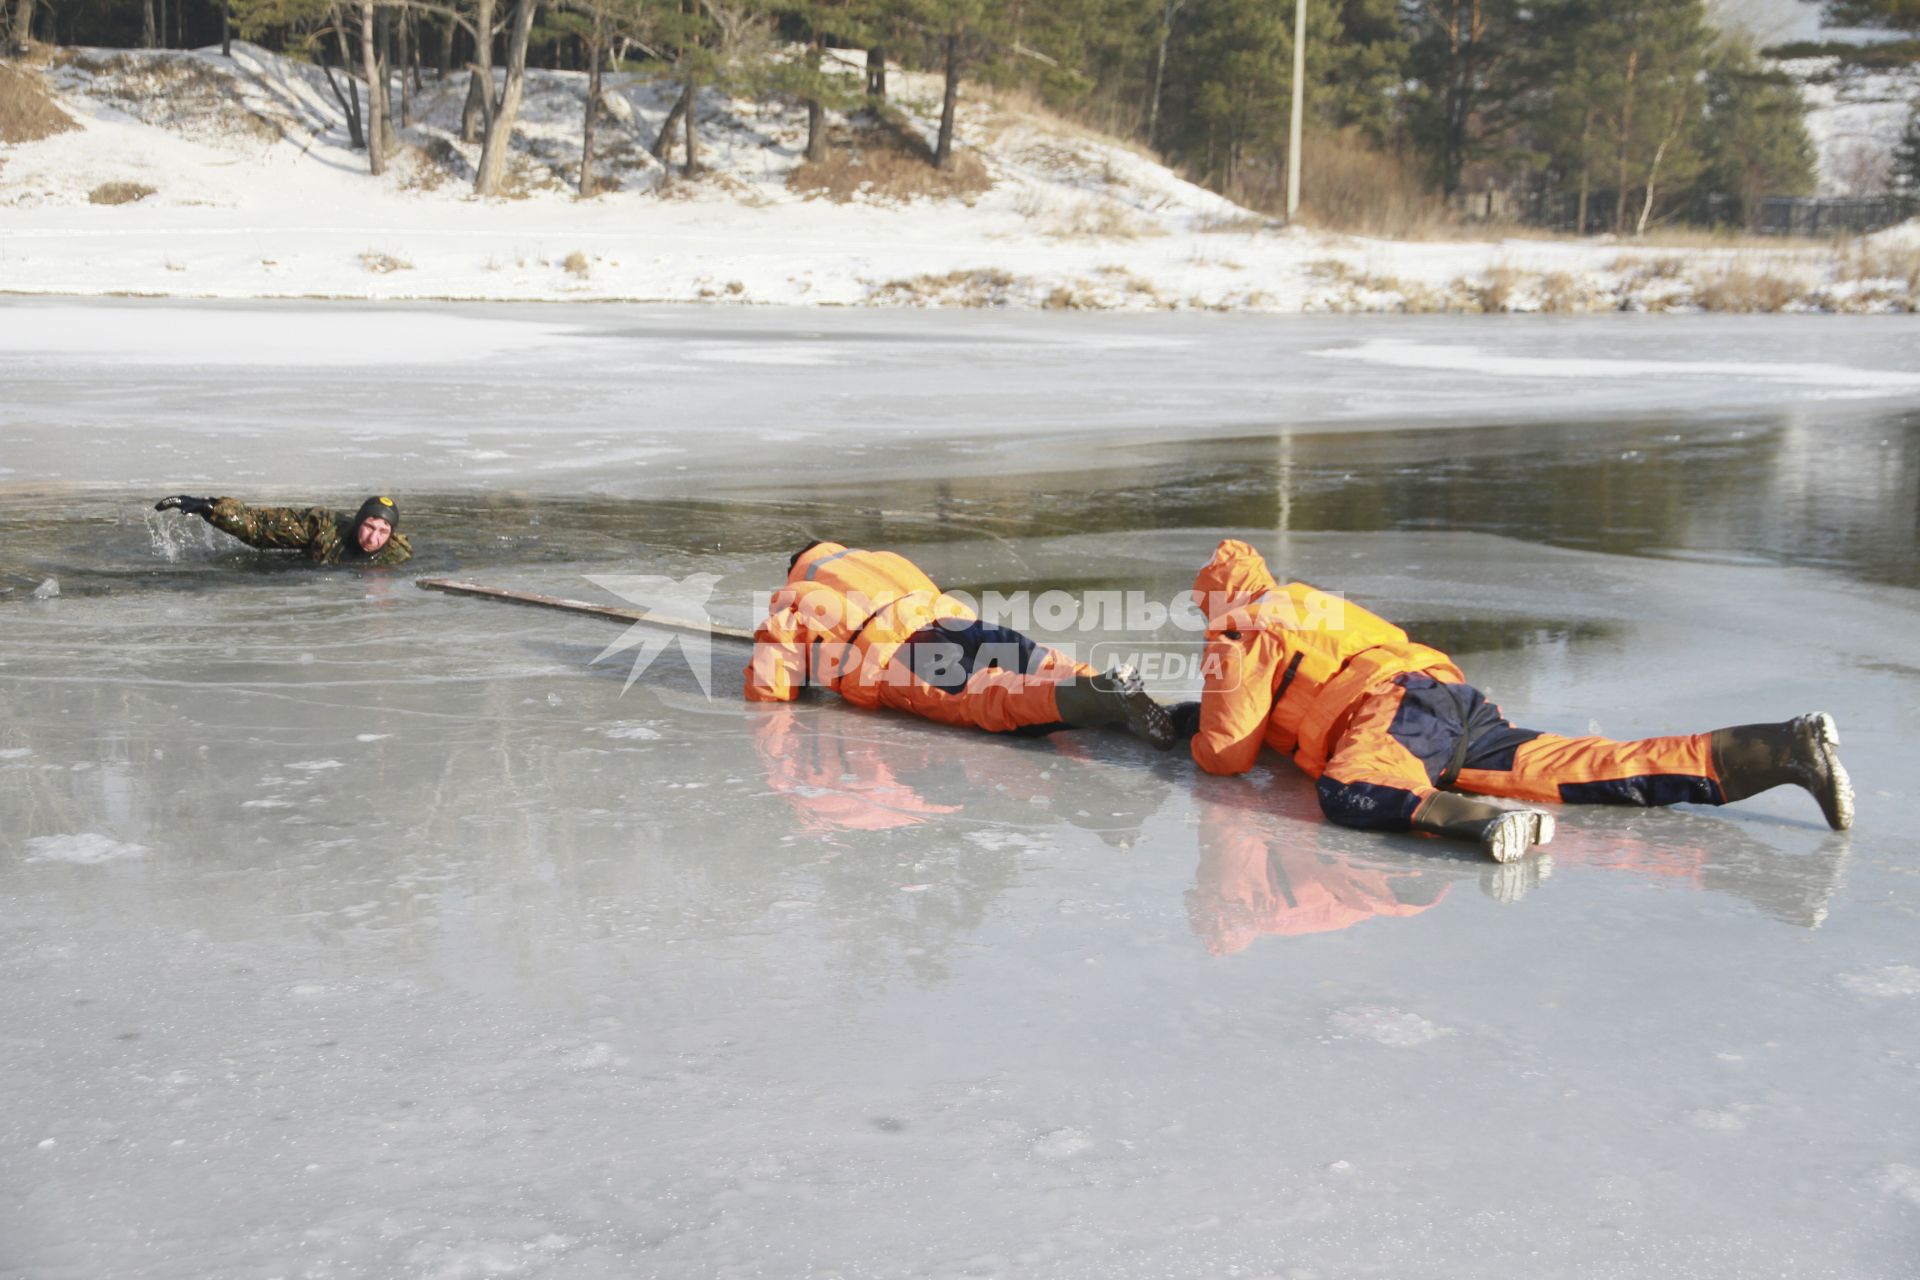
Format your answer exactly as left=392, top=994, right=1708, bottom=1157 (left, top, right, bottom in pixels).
left=4, top=305, right=1919, bottom=1280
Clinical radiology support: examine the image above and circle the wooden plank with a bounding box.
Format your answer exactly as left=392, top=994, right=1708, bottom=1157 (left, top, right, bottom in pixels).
left=415, top=577, right=756, bottom=643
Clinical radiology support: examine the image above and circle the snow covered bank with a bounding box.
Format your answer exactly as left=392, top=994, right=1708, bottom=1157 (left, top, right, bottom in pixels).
left=1, top=43, right=1916, bottom=312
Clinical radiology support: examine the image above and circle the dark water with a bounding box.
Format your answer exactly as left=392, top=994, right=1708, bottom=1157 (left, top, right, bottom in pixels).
left=4, top=405, right=1917, bottom=599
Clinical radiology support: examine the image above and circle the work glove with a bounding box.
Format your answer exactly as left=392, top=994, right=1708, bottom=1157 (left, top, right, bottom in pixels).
left=1168, top=701, right=1202, bottom=740
left=154, top=495, right=216, bottom=517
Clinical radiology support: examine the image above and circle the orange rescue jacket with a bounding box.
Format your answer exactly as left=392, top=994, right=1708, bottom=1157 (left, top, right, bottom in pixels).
left=1190, top=539, right=1460, bottom=779
left=744, top=542, right=975, bottom=707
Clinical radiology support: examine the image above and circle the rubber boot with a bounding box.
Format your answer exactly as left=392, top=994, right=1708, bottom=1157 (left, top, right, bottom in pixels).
left=1052, top=665, right=1176, bottom=751
left=1412, top=790, right=1556, bottom=864
left=1709, top=712, right=1853, bottom=831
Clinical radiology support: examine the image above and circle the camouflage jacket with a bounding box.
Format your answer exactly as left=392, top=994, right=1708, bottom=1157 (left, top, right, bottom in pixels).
left=205, top=498, right=413, bottom=567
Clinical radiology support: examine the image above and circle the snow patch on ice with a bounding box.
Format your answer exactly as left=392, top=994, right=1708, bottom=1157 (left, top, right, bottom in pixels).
left=1688, top=1107, right=1752, bottom=1133
left=1838, top=965, right=1920, bottom=997
left=0, top=748, right=32, bottom=759
left=686, top=344, right=843, bottom=367
left=600, top=723, right=663, bottom=741
left=963, top=828, right=1055, bottom=853
left=354, top=733, right=391, bottom=743
left=1877, top=1164, right=1920, bottom=1206
left=287, top=759, right=344, bottom=771
left=1329, top=1004, right=1456, bottom=1048
left=23, top=834, right=149, bottom=864
left=0, top=307, right=574, bottom=368
left=1030, top=1128, right=1093, bottom=1161
left=1315, top=340, right=1920, bottom=390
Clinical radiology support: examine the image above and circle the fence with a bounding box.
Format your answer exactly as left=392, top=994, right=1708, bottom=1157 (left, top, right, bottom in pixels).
left=1518, top=191, right=1917, bottom=236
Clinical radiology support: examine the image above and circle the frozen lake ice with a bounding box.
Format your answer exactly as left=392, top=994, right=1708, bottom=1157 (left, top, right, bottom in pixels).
left=2, top=301, right=1918, bottom=1278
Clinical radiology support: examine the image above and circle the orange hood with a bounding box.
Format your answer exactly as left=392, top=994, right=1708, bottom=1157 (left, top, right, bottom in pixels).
left=1190, top=539, right=1280, bottom=628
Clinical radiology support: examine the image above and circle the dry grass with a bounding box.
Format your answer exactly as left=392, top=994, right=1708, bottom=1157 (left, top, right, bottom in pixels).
left=0, top=63, right=78, bottom=145
left=1306, top=258, right=1361, bottom=286
left=68, top=53, right=286, bottom=145
left=1040, top=267, right=1168, bottom=310
left=1041, top=198, right=1158, bottom=241
left=789, top=117, right=991, bottom=204
left=870, top=268, right=1026, bottom=307
left=1838, top=241, right=1920, bottom=293
left=87, top=181, right=156, bottom=206
left=397, top=137, right=470, bottom=193
left=1537, top=271, right=1603, bottom=313
left=359, top=251, right=414, bottom=275
left=1609, top=254, right=1688, bottom=281
left=972, top=82, right=1162, bottom=164
left=1617, top=226, right=1836, bottom=252
left=1467, top=262, right=1522, bottom=312
left=1196, top=212, right=1276, bottom=235
left=562, top=251, right=590, bottom=277
left=1289, top=129, right=1449, bottom=239
left=1687, top=262, right=1806, bottom=313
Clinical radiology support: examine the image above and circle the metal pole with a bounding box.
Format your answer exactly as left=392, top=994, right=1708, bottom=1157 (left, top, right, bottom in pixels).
left=1286, top=0, right=1305, bottom=221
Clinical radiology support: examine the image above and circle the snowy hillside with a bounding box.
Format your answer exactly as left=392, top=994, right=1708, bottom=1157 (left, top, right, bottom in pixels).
left=1, top=42, right=1916, bottom=312
left=1780, top=54, right=1920, bottom=196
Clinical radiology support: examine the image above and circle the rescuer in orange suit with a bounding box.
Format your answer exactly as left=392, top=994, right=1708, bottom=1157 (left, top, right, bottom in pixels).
left=746, top=541, right=1174, bottom=748
left=1171, top=539, right=1854, bottom=863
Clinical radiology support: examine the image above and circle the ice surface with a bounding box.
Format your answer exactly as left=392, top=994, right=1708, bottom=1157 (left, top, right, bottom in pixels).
left=2, top=301, right=1919, bottom=1279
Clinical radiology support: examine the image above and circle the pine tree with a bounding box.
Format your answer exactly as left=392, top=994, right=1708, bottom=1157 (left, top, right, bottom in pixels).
left=1696, top=39, right=1817, bottom=226
left=1893, top=103, right=1920, bottom=195
left=1158, top=0, right=1347, bottom=197
left=1402, top=0, right=1531, bottom=199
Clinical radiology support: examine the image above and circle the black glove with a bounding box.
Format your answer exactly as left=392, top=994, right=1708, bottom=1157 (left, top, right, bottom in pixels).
left=154, top=495, right=216, bottom=517
left=1168, top=701, right=1202, bottom=740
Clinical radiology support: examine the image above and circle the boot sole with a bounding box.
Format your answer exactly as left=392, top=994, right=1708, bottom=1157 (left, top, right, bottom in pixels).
left=1485, top=809, right=1556, bottom=864
left=1807, top=712, right=1855, bottom=832
left=1126, top=691, right=1177, bottom=751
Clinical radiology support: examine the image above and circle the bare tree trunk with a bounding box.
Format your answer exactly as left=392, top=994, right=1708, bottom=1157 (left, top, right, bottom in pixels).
left=462, top=67, right=488, bottom=141
left=652, top=80, right=691, bottom=161
left=1147, top=0, right=1182, bottom=149
left=325, top=6, right=365, bottom=148
left=1636, top=113, right=1683, bottom=238
left=803, top=36, right=827, bottom=163
left=397, top=7, right=412, bottom=127
left=1575, top=109, right=1593, bottom=234
left=580, top=10, right=601, bottom=196
left=375, top=8, right=396, bottom=149
left=463, top=0, right=495, bottom=142
left=1614, top=47, right=1638, bottom=233
left=935, top=29, right=960, bottom=169
left=360, top=0, right=385, bottom=174
left=474, top=0, right=536, bottom=196
left=157, top=0, right=167, bottom=49
left=865, top=46, right=884, bottom=100
left=10, top=0, right=36, bottom=52
left=683, top=75, right=699, bottom=175
left=434, top=16, right=454, bottom=79
left=221, top=2, right=231, bottom=56
left=142, top=0, right=155, bottom=49
left=321, top=59, right=366, bottom=148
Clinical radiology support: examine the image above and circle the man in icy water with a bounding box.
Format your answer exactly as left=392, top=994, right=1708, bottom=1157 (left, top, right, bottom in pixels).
left=1172, top=539, right=1853, bottom=863
left=151, top=494, right=411, bottom=567
left=745, top=540, right=1174, bottom=748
